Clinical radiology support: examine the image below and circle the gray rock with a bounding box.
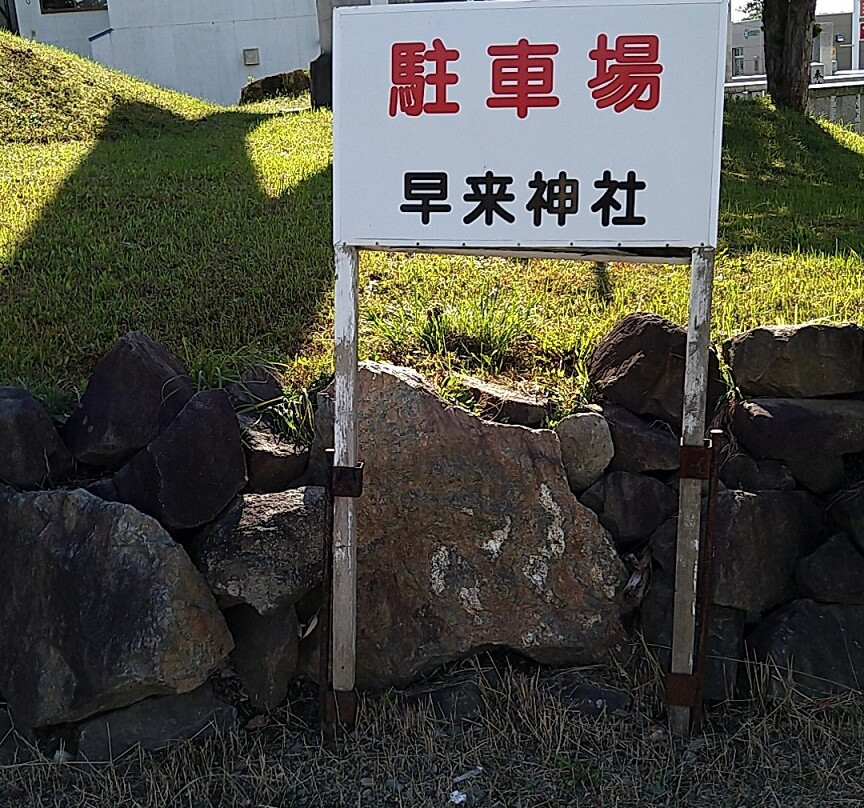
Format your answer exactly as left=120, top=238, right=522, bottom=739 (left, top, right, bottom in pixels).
left=543, top=675, right=631, bottom=716
left=746, top=600, right=864, bottom=697
left=0, top=387, right=74, bottom=488
left=190, top=488, right=327, bottom=614
left=601, top=404, right=680, bottom=474
left=581, top=472, right=678, bottom=550
left=77, top=683, right=236, bottom=762
left=240, top=414, right=309, bottom=494
left=733, top=398, right=864, bottom=493
left=587, top=313, right=724, bottom=430
left=401, top=679, right=486, bottom=722
left=319, top=362, right=627, bottom=690
left=454, top=375, right=549, bottom=428
left=723, top=323, right=864, bottom=398
left=226, top=603, right=299, bottom=710
left=114, top=389, right=247, bottom=531
left=713, top=490, right=824, bottom=613
left=0, top=489, right=233, bottom=727
left=62, top=332, right=195, bottom=469
left=554, top=407, right=614, bottom=493
left=719, top=453, right=795, bottom=492
left=796, top=533, right=864, bottom=604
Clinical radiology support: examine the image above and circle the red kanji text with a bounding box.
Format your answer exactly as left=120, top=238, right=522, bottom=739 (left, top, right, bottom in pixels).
left=588, top=34, right=663, bottom=112
left=486, top=38, right=560, bottom=119
left=389, top=38, right=460, bottom=117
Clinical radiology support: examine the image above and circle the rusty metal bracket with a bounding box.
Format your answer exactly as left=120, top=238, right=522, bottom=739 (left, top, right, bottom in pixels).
left=665, top=672, right=703, bottom=707
left=679, top=439, right=712, bottom=480
left=332, top=462, right=364, bottom=498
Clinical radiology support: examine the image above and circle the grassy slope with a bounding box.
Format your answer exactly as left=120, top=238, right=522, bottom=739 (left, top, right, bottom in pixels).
left=3, top=31, right=864, bottom=413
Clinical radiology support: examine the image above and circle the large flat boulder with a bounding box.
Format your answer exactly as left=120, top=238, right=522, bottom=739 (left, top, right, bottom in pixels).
left=723, top=323, right=864, bottom=398
left=600, top=404, right=679, bottom=474
left=586, top=313, right=723, bottom=429
left=190, top=488, right=327, bottom=614
left=320, top=362, right=627, bottom=690
left=114, top=389, right=247, bottom=531
left=62, top=332, right=195, bottom=470
left=0, top=489, right=233, bottom=727
left=0, top=387, right=73, bottom=488
left=747, top=600, right=864, bottom=697
left=732, top=398, right=864, bottom=493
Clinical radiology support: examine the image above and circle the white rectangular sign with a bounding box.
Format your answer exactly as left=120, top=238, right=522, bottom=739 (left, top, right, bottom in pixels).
left=333, top=0, right=727, bottom=255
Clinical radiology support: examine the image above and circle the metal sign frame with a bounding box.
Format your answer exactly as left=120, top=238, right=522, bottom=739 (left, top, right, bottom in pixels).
left=328, top=0, right=727, bottom=736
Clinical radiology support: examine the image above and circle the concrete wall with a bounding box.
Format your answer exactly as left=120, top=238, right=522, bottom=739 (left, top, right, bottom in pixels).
left=90, top=0, right=320, bottom=106
left=13, top=1, right=108, bottom=56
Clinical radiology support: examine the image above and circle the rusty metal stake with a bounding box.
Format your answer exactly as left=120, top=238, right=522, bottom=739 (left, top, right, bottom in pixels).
left=666, top=428, right=724, bottom=733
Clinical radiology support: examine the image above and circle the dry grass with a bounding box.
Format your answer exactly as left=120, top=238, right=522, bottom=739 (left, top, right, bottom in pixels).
left=3, top=654, right=863, bottom=808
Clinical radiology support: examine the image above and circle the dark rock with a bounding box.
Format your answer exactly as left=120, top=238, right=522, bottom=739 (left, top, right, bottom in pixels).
left=305, top=389, right=335, bottom=487
left=84, top=477, right=119, bottom=502
left=719, top=453, right=795, bottom=492
left=225, top=366, right=284, bottom=411
left=601, top=404, right=680, bottom=474
left=733, top=398, right=864, bottom=493
left=320, top=362, right=627, bottom=690
left=829, top=484, right=864, bottom=555
left=62, top=332, right=195, bottom=469
left=746, top=600, right=864, bottom=697
left=77, top=683, right=236, bottom=762
left=114, top=389, right=247, bottom=531
left=239, top=414, right=309, bottom=494
left=796, top=533, right=864, bottom=604
left=0, top=708, right=35, bottom=765
left=0, top=489, right=232, bottom=727
left=713, top=490, right=823, bottom=613
left=723, top=323, right=864, bottom=398
left=543, top=675, right=631, bottom=716
left=580, top=472, right=677, bottom=550
left=586, top=313, right=724, bottom=429
left=190, top=488, right=326, bottom=614
left=401, top=679, right=485, bottom=722
left=554, top=406, right=614, bottom=493
left=240, top=70, right=310, bottom=105
left=226, top=603, right=299, bottom=710
left=454, top=375, right=548, bottom=428
left=0, top=387, right=74, bottom=488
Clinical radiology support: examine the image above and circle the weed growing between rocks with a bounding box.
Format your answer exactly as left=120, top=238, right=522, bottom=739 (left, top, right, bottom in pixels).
left=3, top=654, right=864, bottom=808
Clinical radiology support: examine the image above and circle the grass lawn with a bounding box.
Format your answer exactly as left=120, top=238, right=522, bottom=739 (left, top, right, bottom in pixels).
left=3, top=31, right=864, bottom=415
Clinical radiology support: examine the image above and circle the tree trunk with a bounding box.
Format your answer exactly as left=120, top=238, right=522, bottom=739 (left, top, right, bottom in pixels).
left=763, top=0, right=817, bottom=112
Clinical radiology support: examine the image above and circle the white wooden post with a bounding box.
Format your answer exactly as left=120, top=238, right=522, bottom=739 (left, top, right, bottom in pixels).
left=669, top=245, right=715, bottom=737
left=332, top=242, right=359, bottom=693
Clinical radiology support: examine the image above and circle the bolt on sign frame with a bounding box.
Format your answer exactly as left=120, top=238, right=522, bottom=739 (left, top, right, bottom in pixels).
left=330, top=0, right=728, bottom=735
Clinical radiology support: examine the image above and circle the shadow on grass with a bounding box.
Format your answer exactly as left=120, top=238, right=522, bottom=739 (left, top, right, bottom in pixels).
left=720, top=97, right=864, bottom=253
left=1, top=101, right=333, bottom=401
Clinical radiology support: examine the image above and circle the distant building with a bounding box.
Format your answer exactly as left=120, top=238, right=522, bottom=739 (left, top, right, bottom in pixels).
left=729, top=13, right=857, bottom=79
left=7, top=0, right=320, bottom=106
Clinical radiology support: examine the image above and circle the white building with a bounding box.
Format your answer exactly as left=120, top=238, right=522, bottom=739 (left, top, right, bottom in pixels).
left=7, top=0, right=321, bottom=106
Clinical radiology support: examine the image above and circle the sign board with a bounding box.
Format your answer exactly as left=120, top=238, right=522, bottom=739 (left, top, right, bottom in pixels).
left=333, top=0, right=727, bottom=257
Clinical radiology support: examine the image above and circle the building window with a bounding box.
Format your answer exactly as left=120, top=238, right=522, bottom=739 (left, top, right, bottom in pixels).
left=753, top=56, right=760, bottom=73
left=40, top=0, right=107, bottom=12
left=732, top=47, right=744, bottom=77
